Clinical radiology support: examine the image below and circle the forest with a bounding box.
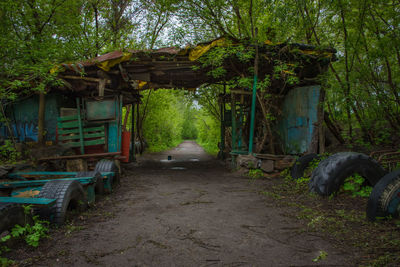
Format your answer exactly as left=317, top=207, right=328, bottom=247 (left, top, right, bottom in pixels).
left=1, top=1, right=400, bottom=266
left=1, top=0, right=399, bottom=155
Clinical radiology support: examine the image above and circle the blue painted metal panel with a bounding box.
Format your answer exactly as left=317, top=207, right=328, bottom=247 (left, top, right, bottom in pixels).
left=0, top=93, right=74, bottom=142
left=108, top=122, right=119, bottom=152
left=277, top=85, right=320, bottom=154
left=107, top=96, right=122, bottom=152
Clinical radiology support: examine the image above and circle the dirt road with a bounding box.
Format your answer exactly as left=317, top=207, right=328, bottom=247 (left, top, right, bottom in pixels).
left=14, top=141, right=354, bottom=266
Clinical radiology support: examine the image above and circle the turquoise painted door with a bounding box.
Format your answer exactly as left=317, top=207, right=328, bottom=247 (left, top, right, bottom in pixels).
left=277, top=85, right=320, bottom=154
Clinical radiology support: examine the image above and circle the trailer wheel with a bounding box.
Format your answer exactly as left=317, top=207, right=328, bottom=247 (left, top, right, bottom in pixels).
left=0, top=203, right=28, bottom=235
left=75, top=171, right=104, bottom=195
left=37, top=180, right=87, bottom=225
left=309, top=152, right=386, bottom=196
left=95, top=160, right=120, bottom=187
left=291, top=153, right=320, bottom=180
left=367, top=169, right=400, bottom=221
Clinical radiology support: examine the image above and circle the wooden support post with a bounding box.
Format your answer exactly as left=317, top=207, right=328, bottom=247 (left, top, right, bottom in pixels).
left=123, top=105, right=131, bottom=132
left=219, top=84, right=226, bottom=159
left=136, top=102, right=140, bottom=144
left=118, top=95, right=123, bottom=152
left=130, top=103, right=136, bottom=162
left=98, top=79, right=106, bottom=97
left=231, top=93, right=237, bottom=151
left=248, top=29, right=259, bottom=154
left=38, top=92, right=46, bottom=145
left=76, top=98, right=85, bottom=154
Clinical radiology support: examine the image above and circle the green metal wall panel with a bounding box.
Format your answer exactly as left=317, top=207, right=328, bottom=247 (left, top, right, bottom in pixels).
left=86, top=99, right=116, bottom=121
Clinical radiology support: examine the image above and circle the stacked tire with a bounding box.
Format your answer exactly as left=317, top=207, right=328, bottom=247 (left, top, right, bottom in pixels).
left=308, top=152, right=386, bottom=196
left=291, top=153, right=320, bottom=180
left=36, top=180, right=87, bottom=225
left=95, top=160, right=120, bottom=193
left=367, top=170, right=400, bottom=221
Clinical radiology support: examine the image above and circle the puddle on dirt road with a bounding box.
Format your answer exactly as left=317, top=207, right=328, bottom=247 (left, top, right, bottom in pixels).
left=160, top=159, right=176, bottom=163
left=160, top=158, right=199, bottom=163
left=170, top=167, right=186, bottom=170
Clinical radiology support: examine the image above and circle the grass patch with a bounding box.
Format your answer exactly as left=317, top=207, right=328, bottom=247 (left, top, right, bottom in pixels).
left=147, top=139, right=183, bottom=153
left=260, top=171, right=400, bottom=266
left=195, top=140, right=218, bottom=155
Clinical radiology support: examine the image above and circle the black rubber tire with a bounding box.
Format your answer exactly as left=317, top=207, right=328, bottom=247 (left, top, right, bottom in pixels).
left=291, top=153, right=320, bottom=180
left=36, top=180, right=87, bottom=225
left=309, top=152, right=386, bottom=196
left=95, top=160, right=120, bottom=187
left=367, top=169, right=400, bottom=221
left=75, top=171, right=104, bottom=195
left=0, top=203, right=28, bottom=235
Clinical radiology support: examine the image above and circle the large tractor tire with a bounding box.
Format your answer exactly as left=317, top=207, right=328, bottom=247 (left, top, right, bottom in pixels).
left=36, top=180, right=87, bottom=225
left=291, top=153, right=320, bottom=180
left=309, top=152, right=386, bottom=196
left=367, top=169, right=400, bottom=221
left=0, top=203, right=28, bottom=235
left=95, top=160, right=120, bottom=191
left=75, top=171, right=104, bottom=195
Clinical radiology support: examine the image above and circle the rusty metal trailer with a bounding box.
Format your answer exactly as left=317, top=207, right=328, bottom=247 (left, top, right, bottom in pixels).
left=0, top=160, right=118, bottom=234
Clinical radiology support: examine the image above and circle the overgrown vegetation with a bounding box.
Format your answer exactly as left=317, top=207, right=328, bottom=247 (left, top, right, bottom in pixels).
left=1, top=205, right=49, bottom=248
left=0, top=140, right=20, bottom=164
left=0, top=205, right=49, bottom=266
left=289, top=155, right=374, bottom=199
left=259, top=169, right=400, bottom=266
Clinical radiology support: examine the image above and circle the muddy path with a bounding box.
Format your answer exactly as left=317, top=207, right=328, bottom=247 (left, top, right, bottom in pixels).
left=12, top=141, right=356, bottom=266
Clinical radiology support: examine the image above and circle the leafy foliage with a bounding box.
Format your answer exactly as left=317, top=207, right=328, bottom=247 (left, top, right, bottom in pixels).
left=341, top=174, right=373, bottom=198
left=139, top=90, right=184, bottom=152
left=248, top=168, right=264, bottom=179
left=5, top=205, right=49, bottom=248
left=195, top=108, right=220, bottom=155
left=0, top=140, right=20, bottom=164
left=1, top=0, right=399, bottom=153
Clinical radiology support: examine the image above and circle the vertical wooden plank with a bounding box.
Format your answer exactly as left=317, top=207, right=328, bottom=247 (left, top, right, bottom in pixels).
left=123, top=104, right=131, bottom=131
left=76, top=98, right=85, bottom=154
left=231, top=93, right=237, bottom=151
left=219, top=98, right=225, bottom=159
left=98, top=79, right=105, bottom=96
left=136, top=102, right=140, bottom=142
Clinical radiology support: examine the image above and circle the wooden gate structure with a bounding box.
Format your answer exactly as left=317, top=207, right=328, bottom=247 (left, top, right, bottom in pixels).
left=0, top=37, right=336, bottom=169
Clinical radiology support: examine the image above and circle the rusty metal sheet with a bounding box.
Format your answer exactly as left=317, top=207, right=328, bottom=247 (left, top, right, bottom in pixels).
left=11, top=187, right=41, bottom=198
left=277, top=85, right=320, bottom=154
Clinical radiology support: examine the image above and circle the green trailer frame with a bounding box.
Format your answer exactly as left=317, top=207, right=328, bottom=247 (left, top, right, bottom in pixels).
left=0, top=171, right=115, bottom=207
